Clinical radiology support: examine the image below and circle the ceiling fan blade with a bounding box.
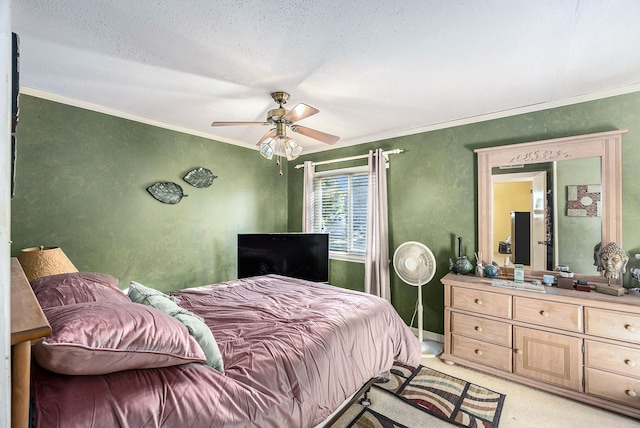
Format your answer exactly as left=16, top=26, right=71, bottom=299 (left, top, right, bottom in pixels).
left=211, top=121, right=270, bottom=127
left=256, top=128, right=276, bottom=145
left=283, top=103, right=319, bottom=123
left=290, top=125, right=340, bottom=145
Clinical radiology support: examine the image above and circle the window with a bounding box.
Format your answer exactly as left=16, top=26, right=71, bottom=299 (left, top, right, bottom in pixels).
left=312, top=166, right=368, bottom=262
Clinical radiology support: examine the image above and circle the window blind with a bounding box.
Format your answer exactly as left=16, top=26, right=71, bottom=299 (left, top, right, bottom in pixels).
left=313, top=169, right=369, bottom=260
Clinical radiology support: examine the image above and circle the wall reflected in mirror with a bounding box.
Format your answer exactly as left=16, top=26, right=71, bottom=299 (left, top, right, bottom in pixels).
left=491, top=157, right=601, bottom=275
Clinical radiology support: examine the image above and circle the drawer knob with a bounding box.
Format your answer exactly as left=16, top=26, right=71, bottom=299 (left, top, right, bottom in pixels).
left=515, top=349, right=523, bottom=355
left=540, top=310, right=550, bottom=317
left=474, top=299, right=483, bottom=305
left=626, top=359, right=636, bottom=367
left=475, top=349, right=483, bottom=356
left=625, top=324, right=636, bottom=332
left=474, top=326, right=483, bottom=332
left=626, top=390, right=637, bottom=398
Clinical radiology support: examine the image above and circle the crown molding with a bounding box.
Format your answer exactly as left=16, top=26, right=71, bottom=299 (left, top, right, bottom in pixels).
left=21, top=83, right=640, bottom=154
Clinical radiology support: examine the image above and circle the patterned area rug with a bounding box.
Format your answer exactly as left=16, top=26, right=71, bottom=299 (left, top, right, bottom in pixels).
left=347, top=362, right=505, bottom=428
left=348, top=407, right=409, bottom=428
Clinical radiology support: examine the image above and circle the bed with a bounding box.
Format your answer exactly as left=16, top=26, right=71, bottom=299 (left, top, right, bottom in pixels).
left=27, top=272, right=421, bottom=427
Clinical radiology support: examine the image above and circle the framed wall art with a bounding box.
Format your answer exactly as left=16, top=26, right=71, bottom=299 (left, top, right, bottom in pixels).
left=566, top=184, right=601, bottom=217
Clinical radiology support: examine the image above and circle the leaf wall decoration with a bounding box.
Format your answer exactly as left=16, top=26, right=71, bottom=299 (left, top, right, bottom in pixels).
left=184, top=167, right=217, bottom=188
left=146, top=182, right=188, bottom=204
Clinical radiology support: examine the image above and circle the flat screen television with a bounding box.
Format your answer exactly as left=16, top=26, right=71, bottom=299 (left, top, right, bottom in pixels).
left=237, top=233, right=329, bottom=282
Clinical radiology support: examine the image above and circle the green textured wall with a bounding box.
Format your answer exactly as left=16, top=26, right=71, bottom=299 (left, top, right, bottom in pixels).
left=557, top=157, right=601, bottom=274
left=11, top=95, right=288, bottom=292
left=11, top=92, right=640, bottom=334
left=288, top=91, right=640, bottom=334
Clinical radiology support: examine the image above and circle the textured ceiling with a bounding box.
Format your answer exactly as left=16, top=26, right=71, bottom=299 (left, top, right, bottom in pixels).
left=11, top=1, right=640, bottom=154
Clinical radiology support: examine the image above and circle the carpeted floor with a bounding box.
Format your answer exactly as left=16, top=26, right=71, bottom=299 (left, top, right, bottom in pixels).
left=329, top=355, right=640, bottom=428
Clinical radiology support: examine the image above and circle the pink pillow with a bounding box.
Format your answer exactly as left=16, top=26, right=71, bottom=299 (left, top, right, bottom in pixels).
left=30, top=272, right=129, bottom=308
left=33, top=301, right=206, bottom=375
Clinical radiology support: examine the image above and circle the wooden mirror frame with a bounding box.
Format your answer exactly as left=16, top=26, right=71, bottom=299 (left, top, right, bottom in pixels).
left=475, top=130, right=626, bottom=284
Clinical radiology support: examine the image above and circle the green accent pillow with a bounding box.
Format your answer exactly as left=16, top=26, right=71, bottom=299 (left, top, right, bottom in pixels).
left=128, top=281, right=224, bottom=372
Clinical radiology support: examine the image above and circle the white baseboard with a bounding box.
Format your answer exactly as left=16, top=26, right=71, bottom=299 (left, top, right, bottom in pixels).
left=410, top=327, right=444, bottom=344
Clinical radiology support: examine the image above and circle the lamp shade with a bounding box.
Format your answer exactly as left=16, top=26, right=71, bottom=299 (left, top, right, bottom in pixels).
left=259, top=136, right=302, bottom=161
left=17, top=246, right=78, bottom=281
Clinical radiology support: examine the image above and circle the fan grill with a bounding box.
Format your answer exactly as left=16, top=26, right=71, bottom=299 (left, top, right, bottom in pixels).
left=393, top=242, right=436, bottom=286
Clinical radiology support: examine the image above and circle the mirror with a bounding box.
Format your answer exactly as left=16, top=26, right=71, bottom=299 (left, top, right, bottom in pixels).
left=491, top=157, right=601, bottom=274
left=476, top=130, right=626, bottom=284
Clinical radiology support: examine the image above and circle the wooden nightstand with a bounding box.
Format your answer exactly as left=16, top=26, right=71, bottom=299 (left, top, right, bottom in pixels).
left=10, top=257, right=51, bottom=428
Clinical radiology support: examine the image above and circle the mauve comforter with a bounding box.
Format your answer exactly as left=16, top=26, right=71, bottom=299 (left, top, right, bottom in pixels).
left=31, top=274, right=421, bottom=427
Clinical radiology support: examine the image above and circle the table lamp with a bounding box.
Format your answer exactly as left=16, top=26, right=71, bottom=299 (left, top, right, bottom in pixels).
left=17, top=246, right=78, bottom=281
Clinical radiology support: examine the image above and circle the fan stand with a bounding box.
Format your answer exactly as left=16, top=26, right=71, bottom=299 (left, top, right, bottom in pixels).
left=393, top=241, right=441, bottom=358
left=417, top=284, right=443, bottom=358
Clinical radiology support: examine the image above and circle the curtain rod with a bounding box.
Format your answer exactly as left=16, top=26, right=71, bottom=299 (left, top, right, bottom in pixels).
left=294, top=149, right=403, bottom=169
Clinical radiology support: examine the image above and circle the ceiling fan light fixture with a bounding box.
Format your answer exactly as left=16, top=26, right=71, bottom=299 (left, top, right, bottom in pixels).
left=283, top=138, right=302, bottom=161
left=259, top=139, right=275, bottom=160
left=260, top=135, right=302, bottom=162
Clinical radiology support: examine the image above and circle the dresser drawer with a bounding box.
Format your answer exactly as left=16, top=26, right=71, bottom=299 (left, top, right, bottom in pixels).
left=451, top=334, right=512, bottom=372
left=450, top=287, right=511, bottom=318
left=513, top=296, right=582, bottom=333
left=585, top=307, right=640, bottom=344
left=451, top=311, right=511, bottom=347
left=585, top=367, right=640, bottom=409
left=585, top=340, right=640, bottom=378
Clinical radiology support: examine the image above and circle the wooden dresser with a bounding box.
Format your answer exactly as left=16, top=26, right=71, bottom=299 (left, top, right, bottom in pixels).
left=441, top=272, right=640, bottom=419
left=10, top=258, right=51, bottom=428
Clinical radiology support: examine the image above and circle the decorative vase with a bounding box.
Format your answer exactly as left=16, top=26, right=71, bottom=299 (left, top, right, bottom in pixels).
left=450, top=237, right=473, bottom=275
left=484, top=263, right=499, bottom=279
left=475, top=262, right=484, bottom=277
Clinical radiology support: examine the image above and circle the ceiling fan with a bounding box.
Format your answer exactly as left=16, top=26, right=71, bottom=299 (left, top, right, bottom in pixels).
left=211, top=91, right=340, bottom=164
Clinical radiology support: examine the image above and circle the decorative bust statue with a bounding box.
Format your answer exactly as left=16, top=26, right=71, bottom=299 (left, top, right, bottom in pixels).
left=597, top=242, right=629, bottom=282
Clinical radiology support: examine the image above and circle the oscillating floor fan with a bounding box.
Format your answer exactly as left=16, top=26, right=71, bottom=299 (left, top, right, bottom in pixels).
left=393, top=241, right=443, bottom=358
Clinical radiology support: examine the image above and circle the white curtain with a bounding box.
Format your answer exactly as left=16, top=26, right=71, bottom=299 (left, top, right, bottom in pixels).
left=302, top=161, right=315, bottom=232
left=364, top=148, right=391, bottom=301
